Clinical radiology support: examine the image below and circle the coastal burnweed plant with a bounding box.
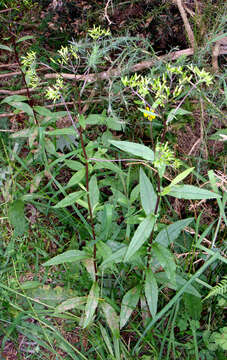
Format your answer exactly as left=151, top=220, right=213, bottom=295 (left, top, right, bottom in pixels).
left=1, top=23, right=226, bottom=359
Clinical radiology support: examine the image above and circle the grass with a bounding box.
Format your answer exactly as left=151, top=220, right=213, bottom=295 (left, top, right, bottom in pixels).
left=0, top=0, right=227, bottom=359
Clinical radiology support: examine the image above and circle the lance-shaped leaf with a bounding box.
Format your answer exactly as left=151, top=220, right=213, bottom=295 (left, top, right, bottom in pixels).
left=101, top=302, right=120, bottom=338
left=120, top=286, right=141, bottom=329
left=82, top=282, right=100, bottom=328
left=67, top=169, right=86, bottom=187
left=155, top=272, right=201, bottom=297
left=140, top=168, right=157, bottom=215
left=1, top=95, right=28, bottom=103
left=89, top=174, right=99, bottom=211
left=124, top=216, right=155, bottom=262
left=65, top=160, right=84, bottom=171
left=145, top=269, right=158, bottom=318
left=100, top=246, right=127, bottom=269
left=8, top=200, right=27, bottom=237
left=154, top=218, right=193, bottom=247
left=0, top=44, right=13, bottom=51
left=43, top=250, right=89, bottom=266
left=53, top=190, right=84, bottom=208
left=170, top=167, right=194, bottom=186
left=109, top=140, right=154, bottom=161
left=165, top=185, right=222, bottom=200
left=9, top=101, right=34, bottom=117
left=152, top=243, right=176, bottom=283
left=55, top=297, right=87, bottom=313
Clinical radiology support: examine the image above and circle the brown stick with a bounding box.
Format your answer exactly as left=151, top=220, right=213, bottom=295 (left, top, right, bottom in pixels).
left=0, top=66, right=48, bottom=79
left=0, top=63, right=18, bottom=69
left=44, top=48, right=194, bottom=82
left=0, top=87, right=41, bottom=95
left=174, top=0, right=195, bottom=49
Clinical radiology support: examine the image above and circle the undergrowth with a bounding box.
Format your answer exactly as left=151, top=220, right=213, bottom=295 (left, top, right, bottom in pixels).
left=0, top=1, right=227, bottom=359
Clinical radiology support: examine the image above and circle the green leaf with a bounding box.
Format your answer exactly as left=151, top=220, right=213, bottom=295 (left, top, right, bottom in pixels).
left=106, top=117, right=122, bottom=131
left=208, top=33, right=227, bottom=44
left=86, top=114, right=104, bottom=125
left=100, top=246, right=127, bottom=269
left=155, top=273, right=201, bottom=297
left=213, top=327, right=227, bottom=351
left=65, top=160, right=84, bottom=171
left=184, top=294, right=202, bottom=320
left=138, top=107, right=158, bottom=118
left=1, top=95, right=28, bottom=103
left=67, top=169, right=86, bottom=187
left=100, top=204, right=113, bottom=241
left=94, top=160, right=126, bottom=177
left=109, top=140, right=154, bottom=161
left=152, top=243, right=176, bottom=283
left=47, top=127, right=78, bottom=136
left=34, top=106, right=53, bottom=117
left=45, top=138, right=56, bottom=155
left=120, top=286, right=141, bottom=329
left=209, top=129, right=227, bottom=141
left=124, top=216, right=155, bottom=262
left=170, top=167, right=194, bottom=186
left=55, top=297, right=87, bottom=313
left=82, top=282, right=100, bottom=328
left=154, top=218, right=193, bottom=247
left=99, top=324, right=114, bottom=356
left=166, top=185, right=222, bottom=199
left=10, top=128, right=32, bottom=138
left=145, top=269, right=158, bottom=318
left=53, top=191, right=84, bottom=208
left=16, top=35, right=34, bottom=43
left=0, top=44, right=12, bottom=51
left=42, top=250, right=89, bottom=266
left=82, top=258, right=96, bottom=281
left=20, top=281, right=41, bottom=290
left=10, top=101, right=34, bottom=117
left=89, top=175, right=99, bottom=211
left=167, top=108, right=192, bottom=124
left=101, top=302, right=120, bottom=338
left=8, top=200, right=27, bottom=237
left=130, top=184, right=140, bottom=203
left=140, top=168, right=157, bottom=215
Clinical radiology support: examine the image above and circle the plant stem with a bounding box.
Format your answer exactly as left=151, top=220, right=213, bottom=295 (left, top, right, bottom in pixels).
left=79, top=128, right=97, bottom=278
left=147, top=174, right=161, bottom=267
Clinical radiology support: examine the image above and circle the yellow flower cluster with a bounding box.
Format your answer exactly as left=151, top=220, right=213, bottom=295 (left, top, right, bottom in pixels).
left=143, top=107, right=156, bottom=122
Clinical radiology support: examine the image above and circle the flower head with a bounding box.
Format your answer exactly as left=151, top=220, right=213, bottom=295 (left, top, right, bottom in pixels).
left=143, top=106, right=156, bottom=122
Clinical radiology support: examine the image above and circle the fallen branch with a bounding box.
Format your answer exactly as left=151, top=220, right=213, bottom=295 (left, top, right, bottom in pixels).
left=0, top=87, right=42, bottom=96
left=44, top=48, right=194, bottom=82
left=0, top=63, right=18, bottom=69
left=0, top=66, right=47, bottom=79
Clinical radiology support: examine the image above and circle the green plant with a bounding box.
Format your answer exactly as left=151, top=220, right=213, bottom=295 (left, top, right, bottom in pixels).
left=1, top=15, right=227, bottom=359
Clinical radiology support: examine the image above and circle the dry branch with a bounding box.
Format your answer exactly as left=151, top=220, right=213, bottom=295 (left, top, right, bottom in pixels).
left=44, top=48, right=194, bottom=82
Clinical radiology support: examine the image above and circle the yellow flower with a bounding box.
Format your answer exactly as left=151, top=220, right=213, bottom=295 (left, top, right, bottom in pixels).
left=143, top=106, right=156, bottom=122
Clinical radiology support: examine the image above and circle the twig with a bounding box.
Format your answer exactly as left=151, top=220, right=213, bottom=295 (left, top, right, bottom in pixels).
left=104, top=0, right=113, bottom=25
left=174, top=0, right=195, bottom=49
